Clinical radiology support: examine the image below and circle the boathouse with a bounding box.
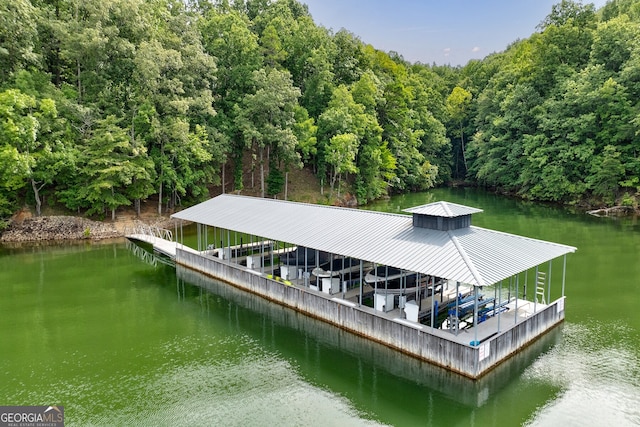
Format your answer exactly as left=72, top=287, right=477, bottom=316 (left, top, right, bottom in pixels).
left=167, top=194, right=576, bottom=378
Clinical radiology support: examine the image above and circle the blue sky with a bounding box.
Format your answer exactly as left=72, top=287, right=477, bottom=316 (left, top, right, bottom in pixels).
left=301, top=0, right=610, bottom=66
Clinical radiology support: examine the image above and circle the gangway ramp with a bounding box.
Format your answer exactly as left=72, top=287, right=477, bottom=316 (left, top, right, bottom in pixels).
left=125, top=225, right=199, bottom=260
left=126, top=233, right=178, bottom=259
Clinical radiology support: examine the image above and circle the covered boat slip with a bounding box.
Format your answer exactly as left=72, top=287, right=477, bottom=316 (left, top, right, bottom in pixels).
left=171, top=194, right=576, bottom=377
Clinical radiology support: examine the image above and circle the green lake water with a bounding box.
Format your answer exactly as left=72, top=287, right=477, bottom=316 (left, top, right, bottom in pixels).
left=1, top=188, right=639, bottom=426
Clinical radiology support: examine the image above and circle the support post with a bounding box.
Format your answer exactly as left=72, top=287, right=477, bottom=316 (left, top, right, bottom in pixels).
left=515, top=275, right=519, bottom=325
left=473, top=285, right=479, bottom=345
left=196, top=223, right=200, bottom=251
left=359, top=260, right=363, bottom=306
left=547, top=260, right=552, bottom=303
left=374, top=263, right=378, bottom=311
left=270, top=240, right=274, bottom=274
left=497, top=280, right=502, bottom=332
left=329, top=253, right=333, bottom=285
left=304, top=247, right=308, bottom=286
left=534, top=266, right=538, bottom=313
left=384, top=265, right=388, bottom=293
left=562, top=255, right=567, bottom=297
left=260, top=237, right=264, bottom=274
left=494, top=281, right=498, bottom=331
left=455, top=281, right=460, bottom=336
left=430, top=276, right=435, bottom=330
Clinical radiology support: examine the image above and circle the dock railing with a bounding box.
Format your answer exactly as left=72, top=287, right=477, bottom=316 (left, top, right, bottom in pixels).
left=125, top=223, right=173, bottom=242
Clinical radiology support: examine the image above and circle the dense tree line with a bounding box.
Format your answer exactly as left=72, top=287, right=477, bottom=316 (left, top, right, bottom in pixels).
left=465, top=0, right=640, bottom=206
left=1, top=0, right=639, bottom=227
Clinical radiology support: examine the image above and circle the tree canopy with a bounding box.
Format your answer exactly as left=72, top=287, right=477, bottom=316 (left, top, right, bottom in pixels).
left=1, top=0, right=639, bottom=225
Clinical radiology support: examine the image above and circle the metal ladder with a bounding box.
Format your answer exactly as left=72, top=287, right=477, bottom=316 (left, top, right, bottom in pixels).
left=535, top=271, right=546, bottom=305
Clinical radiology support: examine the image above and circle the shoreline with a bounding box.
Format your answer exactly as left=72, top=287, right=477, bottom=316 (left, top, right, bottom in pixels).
left=0, top=214, right=177, bottom=243
left=2, top=188, right=637, bottom=243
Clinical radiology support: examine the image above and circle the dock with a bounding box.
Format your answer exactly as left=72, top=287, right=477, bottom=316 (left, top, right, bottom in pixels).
left=127, top=195, right=576, bottom=379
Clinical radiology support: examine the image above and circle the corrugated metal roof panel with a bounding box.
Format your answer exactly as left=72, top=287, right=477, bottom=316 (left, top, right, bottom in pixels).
left=403, top=201, right=483, bottom=217
left=171, top=195, right=576, bottom=286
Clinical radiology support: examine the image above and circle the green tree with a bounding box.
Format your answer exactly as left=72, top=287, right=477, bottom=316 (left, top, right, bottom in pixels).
left=587, top=145, right=625, bottom=203
left=293, top=106, right=317, bottom=164
left=0, top=0, right=39, bottom=81
left=446, top=86, right=472, bottom=176
left=537, top=0, right=596, bottom=30
left=0, top=89, right=72, bottom=216
left=326, top=133, right=358, bottom=197
left=235, top=68, right=301, bottom=198
left=591, top=15, right=639, bottom=73
left=133, top=2, right=217, bottom=214
left=200, top=7, right=262, bottom=193
left=74, top=116, right=154, bottom=220
left=331, top=29, right=368, bottom=86
left=260, top=24, right=287, bottom=68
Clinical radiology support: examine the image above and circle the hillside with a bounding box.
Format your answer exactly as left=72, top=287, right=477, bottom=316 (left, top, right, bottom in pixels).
left=2, top=0, right=639, bottom=228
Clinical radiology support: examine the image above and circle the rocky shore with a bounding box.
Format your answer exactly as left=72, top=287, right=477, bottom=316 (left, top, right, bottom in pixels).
left=0, top=214, right=177, bottom=243
left=0, top=216, right=121, bottom=242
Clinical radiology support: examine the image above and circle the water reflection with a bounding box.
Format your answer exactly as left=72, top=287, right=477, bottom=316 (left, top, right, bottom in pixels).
left=176, top=265, right=565, bottom=421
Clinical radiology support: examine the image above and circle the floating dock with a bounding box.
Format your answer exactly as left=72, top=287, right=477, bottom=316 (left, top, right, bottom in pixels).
left=129, top=194, right=576, bottom=379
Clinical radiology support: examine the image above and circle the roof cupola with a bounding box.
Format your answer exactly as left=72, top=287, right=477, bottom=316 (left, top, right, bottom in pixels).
left=403, top=201, right=483, bottom=231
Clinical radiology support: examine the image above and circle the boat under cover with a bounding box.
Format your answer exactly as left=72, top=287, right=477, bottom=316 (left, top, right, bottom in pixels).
left=312, top=257, right=364, bottom=278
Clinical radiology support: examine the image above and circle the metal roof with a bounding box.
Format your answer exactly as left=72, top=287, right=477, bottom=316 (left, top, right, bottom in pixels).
left=171, top=194, right=576, bottom=287
left=403, top=201, right=483, bottom=217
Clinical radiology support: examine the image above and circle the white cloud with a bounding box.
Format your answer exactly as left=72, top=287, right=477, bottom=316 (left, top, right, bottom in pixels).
left=472, top=46, right=480, bottom=52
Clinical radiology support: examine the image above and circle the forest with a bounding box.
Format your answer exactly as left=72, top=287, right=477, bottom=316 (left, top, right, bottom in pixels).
left=1, top=0, right=640, bottom=226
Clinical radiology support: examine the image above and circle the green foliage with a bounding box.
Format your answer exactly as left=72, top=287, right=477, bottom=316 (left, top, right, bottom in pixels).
left=446, top=86, right=472, bottom=177
left=620, top=192, right=637, bottom=208
left=2, top=0, right=638, bottom=217
left=293, top=106, right=317, bottom=162
left=235, top=67, right=301, bottom=196
left=326, top=133, right=358, bottom=196
left=266, top=162, right=285, bottom=197
left=587, top=145, right=625, bottom=202
left=0, top=0, right=452, bottom=215
left=465, top=0, right=640, bottom=207
left=0, top=0, right=39, bottom=81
